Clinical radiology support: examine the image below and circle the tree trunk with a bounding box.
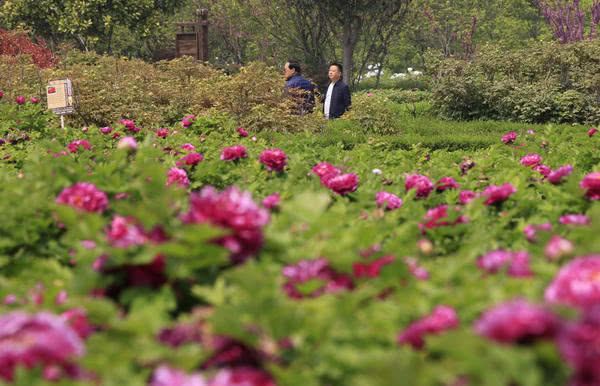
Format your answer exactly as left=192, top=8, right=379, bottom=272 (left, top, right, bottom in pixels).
left=342, top=17, right=359, bottom=87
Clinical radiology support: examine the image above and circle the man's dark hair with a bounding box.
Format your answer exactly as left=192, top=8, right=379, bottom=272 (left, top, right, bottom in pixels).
left=329, top=62, right=343, bottom=73
left=287, top=60, right=302, bottom=74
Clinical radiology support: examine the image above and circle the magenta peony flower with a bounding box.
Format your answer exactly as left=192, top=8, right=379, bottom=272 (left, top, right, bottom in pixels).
left=580, top=172, right=600, bottom=200
left=523, top=222, right=552, bottom=242
left=282, top=257, right=353, bottom=299
left=534, top=164, right=552, bottom=178
left=375, top=191, right=403, bottom=210
left=311, top=162, right=341, bottom=184
left=106, top=215, right=147, bottom=248
left=420, top=205, right=467, bottom=231
left=150, top=365, right=207, bottom=386
left=181, top=114, right=196, bottom=128
left=404, top=257, right=429, bottom=280
left=325, top=173, right=359, bottom=195
left=560, top=214, right=590, bottom=226
left=220, top=145, right=247, bottom=161
left=477, top=250, right=532, bottom=277
left=548, top=165, right=573, bottom=185
left=67, top=139, right=91, bottom=153
left=458, top=190, right=477, bottom=205
left=167, top=167, right=190, bottom=188
left=117, top=136, right=138, bottom=151
left=405, top=174, right=434, bottom=198
left=30, top=97, right=40, bottom=104
left=210, top=367, right=276, bottom=386
left=181, top=186, right=270, bottom=263
left=181, top=143, right=196, bottom=152
left=545, top=255, right=600, bottom=308
left=119, top=119, right=139, bottom=132
left=259, top=148, right=287, bottom=172
left=156, top=128, right=169, bottom=138
left=157, top=323, right=202, bottom=348
left=474, top=299, right=559, bottom=344
left=520, top=153, right=542, bottom=167
left=482, top=183, right=516, bottom=205
left=237, top=127, right=249, bottom=137
left=99, top=126, right=113, bottom=134
left=262, top=193, right=280, bottom=210
left=436, top=177, right=460, bottom=192
left=501, top=131, right=517, bottom=144
left=459, top=159, right=476, bottom=175
left=353, top=255, right=395, bottom=278
left=0, top=311, right=85, bottom=381
left=56, top=182, right=108, bottom=213
left=3, top=294, right=17, bottom=305
left=176, top=153, right=204, bottom=167
left=61, top=308, right=94, bottom=339
left=545, top=235, right=574, bottom=260
left=397, top=305, right=459, bottom=349
left=0, top=90, right=3, bottom=99
left=588, top=127, right=598, bottom=137
left=15, top=95, right=26, bottom=105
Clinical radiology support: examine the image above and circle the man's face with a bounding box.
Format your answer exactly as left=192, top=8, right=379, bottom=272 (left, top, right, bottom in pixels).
left=328, top=65, right=341, bottom=82
left=284, top=63, right=295, bottom=80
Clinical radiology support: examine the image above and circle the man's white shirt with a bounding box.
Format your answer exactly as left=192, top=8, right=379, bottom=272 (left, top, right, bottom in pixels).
left=324, top=81, right=336, bottom=118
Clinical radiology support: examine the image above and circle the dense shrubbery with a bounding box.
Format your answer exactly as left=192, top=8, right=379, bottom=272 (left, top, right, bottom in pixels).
left=429, top=40, right=600, bottom=124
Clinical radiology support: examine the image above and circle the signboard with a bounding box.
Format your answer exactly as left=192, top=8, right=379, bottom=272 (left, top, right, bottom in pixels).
left=175, top=9, right=208, bottom=61
left=47, top=79, right=74, bottom=115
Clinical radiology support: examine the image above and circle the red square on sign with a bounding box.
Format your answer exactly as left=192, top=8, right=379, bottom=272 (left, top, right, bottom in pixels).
left=48, top=87, right=56, bottom=94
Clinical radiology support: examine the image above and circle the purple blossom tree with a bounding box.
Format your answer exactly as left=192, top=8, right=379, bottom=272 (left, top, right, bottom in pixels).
left=536, top=0, right=600, bottom=43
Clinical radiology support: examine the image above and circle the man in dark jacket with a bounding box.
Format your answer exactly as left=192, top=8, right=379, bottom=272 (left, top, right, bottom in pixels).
left=283, top=60, right=316, bottom=115
left=323, top=62, right=351, bottom=119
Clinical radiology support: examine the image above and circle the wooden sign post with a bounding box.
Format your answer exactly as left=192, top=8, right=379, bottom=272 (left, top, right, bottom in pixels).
left=175, top=8, right=209, bottom=61
left=47, top=79, right=75, bottom=129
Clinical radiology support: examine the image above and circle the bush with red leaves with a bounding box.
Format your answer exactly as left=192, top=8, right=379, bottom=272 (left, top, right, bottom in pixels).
left=0, top=29, right=57, bottom=68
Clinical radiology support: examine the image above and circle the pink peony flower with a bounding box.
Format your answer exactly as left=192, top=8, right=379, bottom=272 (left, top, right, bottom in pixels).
left=397, top=305, right=459, bottom=349
left=523, top=222, right=552, bottom=242
left=167, top=167, right=190, bottom=188
left=0, top=311, right=85, bottom=381
left=282, top=257, right=353, bottom=299
left=353, top=255, right=395, bottom=278
left=259, top=148, right=287, bottom=172
left=15, top=95, right=26, bottom=105
left=61, top=308, right=94, bottom=339
left=262, top=193, right=280, bottom=210
left=56, top=182, right=108, bottom=213
left=55, top=290, right=68, bottom=305
left=3, top=294, right=17, bottom=305
left=545, top=235, right=574, bottom=260
left=482, top=183, right=516, bottom=205
left=420, top=205, right=467, bottom=231
left=181, top=143, right=196, bottom=152
left=311, top=162, right=341, bottom=184
left=156, top=128, right=169, bottom=138
left=520, top=154, right=542, bottom=167
left=30, top=97, right=40, bottom=104
left=477, top=250, right=532, bottom=277
left=545, top=255, right=600, bottom=308
left=106, top=215, right=148, bottom=248
left=458, top=190, right=477, bottom=205
left=181, top=114, right=196, bottom=128
left=404, top=257, right=430, bottom=280
left=210, top=367, right=276, bottom=386
left=119, top=119, right=139, bottom=133
left=560, top=214, right=590, bottom=226
left=588, top=127, right=598, bottom=137
left=99, top=126, right=113, bottom=134
left=117, top=136, right=138, bottom=151
left=176, top=153, right=204, bottom=167
left=0, top=90, right=3, bottom=99
left=534, top=164, right=552, bottom=178
left=325, top=173, right=359, bottom=195
left=501, top=131, right=517, bottom=144
left=474, top=299, right=559, bottom=344
left=580, top=172, right=600, bottom=200
left=436, top=177, right=460, bottom=192
left=150, top=365, right=207, bottom=386
left=67, top=139, right=92, bottom=153
left=181, top=186, right=270, bottom=263
left=548, top=165, right=573, bottom=185
left=237, top=127, right=249, bottom=137
left=157, top=323, right=202, bottom=348
left=375, top=191, right=403, bottom=210
left=220, top=145, right=247, bottom=161
left=405, top=174, right=434, bottom=198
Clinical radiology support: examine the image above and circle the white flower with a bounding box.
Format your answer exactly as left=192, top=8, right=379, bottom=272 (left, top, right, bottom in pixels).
left=372, top=168, right=382, bottom=175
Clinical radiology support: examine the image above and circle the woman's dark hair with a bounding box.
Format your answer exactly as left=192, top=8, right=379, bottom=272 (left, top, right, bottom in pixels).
left=287, top=60, right=302, bottom=74
left=329, top=62, right=343, bottom=73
